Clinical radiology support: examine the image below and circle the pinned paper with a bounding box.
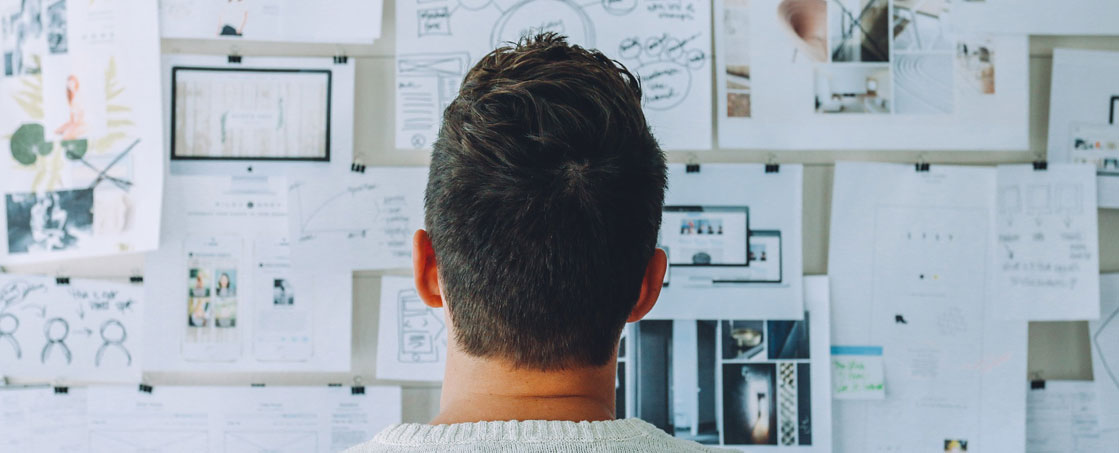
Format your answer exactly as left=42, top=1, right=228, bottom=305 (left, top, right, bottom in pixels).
left=831, top=346, right=885, bottom=400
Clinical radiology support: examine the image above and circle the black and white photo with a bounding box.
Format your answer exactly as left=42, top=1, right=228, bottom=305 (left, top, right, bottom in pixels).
left=5, top=188, right=93, bottom=254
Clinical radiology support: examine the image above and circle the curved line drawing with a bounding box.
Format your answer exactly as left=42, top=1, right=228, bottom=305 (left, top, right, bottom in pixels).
left=96, top=319, right=132, bottom=366
left=0, top=312, right=21, bottom=359
left=490, top=0, right=596, bottom=49
left=41, top=317, right=72, bottom=364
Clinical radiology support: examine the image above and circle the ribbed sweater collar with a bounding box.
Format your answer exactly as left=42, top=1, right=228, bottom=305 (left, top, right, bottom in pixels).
left=373, top=418, right=659, bottom=446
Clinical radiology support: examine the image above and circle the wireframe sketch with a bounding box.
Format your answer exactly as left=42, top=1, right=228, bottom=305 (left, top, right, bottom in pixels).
left=397, top=288, right=445, bottom=363
left=224, top=430, right=318, bottom=452
left=397, top=52, right=471, bottom=149
left=396, top=0, right=713, bottom=150
left=41, top=317, right=71, bottom=364
left=89, top=430, right=209, bottom=451
left=1094, top=297, right=1119, bottom=402
left=5, top=188, right=94, bottom=255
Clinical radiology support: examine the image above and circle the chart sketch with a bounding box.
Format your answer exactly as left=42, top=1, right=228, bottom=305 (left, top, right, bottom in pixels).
left=396, top=0, right=714, bottom=150
left=397, top=288, right=446, bottom=363
left=287, top=168, right=427, bottom=271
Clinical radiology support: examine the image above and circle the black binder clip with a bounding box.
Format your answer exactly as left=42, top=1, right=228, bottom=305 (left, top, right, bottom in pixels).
left=334, top=55, right=349, bottom=64
left=765, top=163, right=780, bottom=173
left=227, top=54, right=242, bottom=64
left=914, top=162, right=930, bottom=172
left=55, top=276, right=70, bottom=285
left=1030, top=379, right=1046, bottom=390
left=139, top=383, right=153, bottom=393
left=351, top=386, right=365, bottom=395
left=685, top=163, right=700, bottom=173
left=1033, top=160, right=1048, bottom=171
left=54, top=386, right=69, bottom=394
left=351, top=162, right=366, bottom=173
left=130, top=275, right=144, bottom=284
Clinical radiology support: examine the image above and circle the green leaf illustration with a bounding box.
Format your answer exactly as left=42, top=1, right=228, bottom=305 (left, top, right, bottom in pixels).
left=62, top=139, right=88, bottom=160
left=10, top=123, right=53, bottom=166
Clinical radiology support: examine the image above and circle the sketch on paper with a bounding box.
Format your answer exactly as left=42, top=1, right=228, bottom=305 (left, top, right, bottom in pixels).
left=397, top=287, right=445, bottom=364
left=994, top=165, right=1099, bottom=321
left=377, top=276, right=446, bottom=381
left=288, top=168, right=427, bottom=271
left=396, top=0, right=713, bottom=150
left=0, top=273, right=143, bottom=382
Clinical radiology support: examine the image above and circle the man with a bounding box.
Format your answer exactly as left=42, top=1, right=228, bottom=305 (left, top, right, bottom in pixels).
left=351, top=33, right=726, bottom=452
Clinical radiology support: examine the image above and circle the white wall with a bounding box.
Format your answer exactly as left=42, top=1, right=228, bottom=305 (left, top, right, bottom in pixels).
left=4, top=3, right=1117, bottom=422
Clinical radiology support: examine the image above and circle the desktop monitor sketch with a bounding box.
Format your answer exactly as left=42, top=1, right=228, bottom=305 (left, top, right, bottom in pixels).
left=661, top=206, right=750, bottom=266
left=170, top=67, right=332, bottom=162
left=737, top=230, right=782, bottom=284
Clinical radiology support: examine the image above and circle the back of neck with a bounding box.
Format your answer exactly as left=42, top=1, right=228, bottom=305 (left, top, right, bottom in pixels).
left=431, top=344, right=618, bottom=425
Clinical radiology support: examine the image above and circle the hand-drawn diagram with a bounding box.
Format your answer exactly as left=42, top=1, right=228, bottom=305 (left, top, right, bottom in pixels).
left=396, top=0, right=713, bottom=150
left=288, top=169, right=427, bottom=271
left=397, top=288, right=446, bottom=363
left=41, top=317, right=73, bottom=364
left=0, top=274, right=142, bottom=381
left=96, top=319, right=131, bottom=366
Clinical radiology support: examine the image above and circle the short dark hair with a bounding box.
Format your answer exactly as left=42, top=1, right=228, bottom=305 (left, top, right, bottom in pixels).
left=425, top=33, right=666, bottom=370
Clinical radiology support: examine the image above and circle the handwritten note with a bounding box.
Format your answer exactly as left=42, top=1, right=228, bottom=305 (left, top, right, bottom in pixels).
left=995, top=164, right=1100, bottom=320
left=831, top=346, right=885, bottom=400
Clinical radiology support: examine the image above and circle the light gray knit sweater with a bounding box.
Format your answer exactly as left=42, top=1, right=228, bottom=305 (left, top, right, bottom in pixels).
left=347, top=418, right=733, bottom=452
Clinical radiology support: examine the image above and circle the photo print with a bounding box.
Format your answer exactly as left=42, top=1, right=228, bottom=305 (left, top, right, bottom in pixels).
left=894, top=53, right=954, bottom=114
left=945, top=439, right=968, bottom=452
left=272, top=278, right=294, bottom=305
left=213, top=268, right=237, bottom=327
left=892, top=0, right=951, bottom=52
left=724, top=0, right=751, bottom=118
left=630, top=316, right=816, bottom=447
left=956, top=37, right=996, bottom=95
left=1, top=0, right=46, bottom=76
left=827, top=0, right=888, bottom=62
left=5, top=188, right=93, bottom=254
left=182, top=235, right=242, bottom=361
left=814, top=64, right=891, bottom=114
left=218, top=0, right=249, bottom=37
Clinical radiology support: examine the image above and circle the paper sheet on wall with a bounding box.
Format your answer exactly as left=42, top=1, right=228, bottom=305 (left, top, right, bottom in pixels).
left=0, top=0, right=164, bottom=264
left=289, top=167, right=428, bottom=272
left=394, top=0, right=713, bottom=151
left=87, top=385, right=401, bottom=453
left=829, top=162, right=1028, bottom=453
left=646, top=163, right=804, bottom=320
left=1047, top=49, right=1119, bottom=209
left=376, top=275, right=446, bottom=382
left=994, top=164, right=1099, bottom=320
left=0, top=385, right=400, bottom=453
left=159, top=0, right=383, bottom=43
left=954, top=0, right=1119, bottom=35
left=619, top=276, right=831, bottom=450
left=714, top=0, right=1028, bottom=151
left=162, top=54, right=356, bottom=178
left=0, top=274, right=142, bottom=383
left=144, top=175, right=352, bottom=372
left=1026, top=381, right=1104, bottom=453
left=0, top=386, right=86, bottom=451
left=1089, top=274, right=1119, bottom=449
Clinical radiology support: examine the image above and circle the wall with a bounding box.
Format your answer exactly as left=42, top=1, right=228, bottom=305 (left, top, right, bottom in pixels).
left=4, top=2, right=1117, bottom=423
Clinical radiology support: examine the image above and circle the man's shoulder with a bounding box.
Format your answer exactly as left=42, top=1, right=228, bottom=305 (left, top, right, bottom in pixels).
left=347, top=419, right=735, bottom=453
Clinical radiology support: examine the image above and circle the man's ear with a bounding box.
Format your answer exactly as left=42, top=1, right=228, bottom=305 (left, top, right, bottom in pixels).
left=627, top=248, right=667, bottom=322
left=412, top=229, right=444, bottom=309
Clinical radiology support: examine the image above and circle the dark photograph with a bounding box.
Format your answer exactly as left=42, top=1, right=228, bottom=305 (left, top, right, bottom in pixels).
left=5, top=188, right=94, bottom=254
left=722, top=363, right=778, bottom=445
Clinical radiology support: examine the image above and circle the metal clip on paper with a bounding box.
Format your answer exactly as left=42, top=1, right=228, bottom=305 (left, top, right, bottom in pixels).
left=765, top=153, right=780, bottom=174
left=352, top=376, right=365, bottom=395
left=685, top=154, right=700, bottom=174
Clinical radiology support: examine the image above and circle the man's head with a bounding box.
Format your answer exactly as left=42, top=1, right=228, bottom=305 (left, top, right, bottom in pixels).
left=413, top=33, right=667, bottom=370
